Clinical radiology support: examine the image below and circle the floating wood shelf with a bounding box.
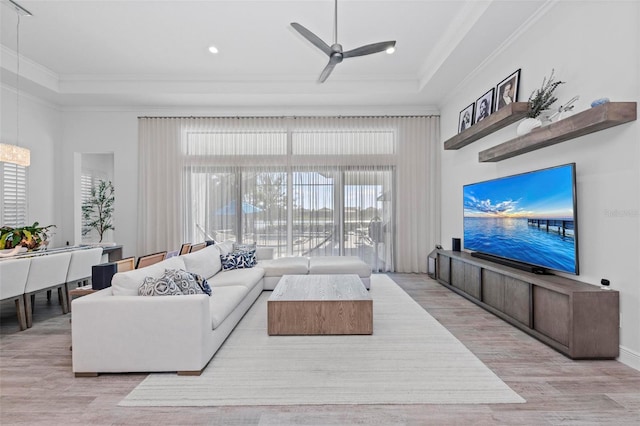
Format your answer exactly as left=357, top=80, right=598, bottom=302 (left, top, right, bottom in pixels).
left=444, top=102, right=529, bottom=150
left=479, top=102, right=637, bottom=162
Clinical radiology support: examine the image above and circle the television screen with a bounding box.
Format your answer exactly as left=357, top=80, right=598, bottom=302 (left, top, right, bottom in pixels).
left=463, top=163, right=578, bottom=275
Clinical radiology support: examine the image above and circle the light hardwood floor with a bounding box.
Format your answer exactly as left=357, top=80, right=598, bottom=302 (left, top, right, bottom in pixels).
left=1, top=274, right=639, bottom=425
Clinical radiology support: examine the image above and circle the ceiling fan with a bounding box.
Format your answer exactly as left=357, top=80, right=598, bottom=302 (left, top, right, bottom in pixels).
left=291, top=0, right=396, bottom=83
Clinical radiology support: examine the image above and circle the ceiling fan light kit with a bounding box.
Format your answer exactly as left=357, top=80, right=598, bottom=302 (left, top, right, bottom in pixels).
left=291, top=0, right=396, bottom=83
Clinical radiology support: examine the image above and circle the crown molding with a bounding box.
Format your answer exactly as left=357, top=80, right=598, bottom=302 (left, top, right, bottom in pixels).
left=438, top=0, right=559, bottom=107
left=0, top=81, right=62, bottom=111
left=0, top=44, right=60, bottom=92
left=60, top=104, right=440, bottom=117
left=417, top=0, right=494, bottom=91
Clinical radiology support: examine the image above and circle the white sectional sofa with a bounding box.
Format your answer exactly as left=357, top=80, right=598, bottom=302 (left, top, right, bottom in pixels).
left=71, top=244, right=371, bottom=376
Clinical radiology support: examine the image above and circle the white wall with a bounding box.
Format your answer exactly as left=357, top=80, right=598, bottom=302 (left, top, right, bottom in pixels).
left=61, top=111, right=138, bottom=257
left=1, top=85, right=62, bottom=245
left=439, top=1, right=640, bottom=369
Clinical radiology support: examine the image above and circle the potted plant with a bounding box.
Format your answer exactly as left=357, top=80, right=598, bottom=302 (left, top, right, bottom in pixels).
left=517, top=69, right=565, bottom=135
left=82, top=179, right=115, bottom=243
left=0, top=222, right=56, bottom=251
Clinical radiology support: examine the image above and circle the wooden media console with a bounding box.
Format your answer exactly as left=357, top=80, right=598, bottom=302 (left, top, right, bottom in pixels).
left=435, top=250, right=619, bottom=359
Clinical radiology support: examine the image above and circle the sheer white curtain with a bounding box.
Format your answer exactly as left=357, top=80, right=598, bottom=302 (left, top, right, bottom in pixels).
left=137, top=118, right=185, bottom=256
left=290, top=117, right=396, bottom=271
left=137, top=115, right=439, bottom=272
left=394, top=116, right=441, bottom=273
left=182, top=117, right=288, bottom=253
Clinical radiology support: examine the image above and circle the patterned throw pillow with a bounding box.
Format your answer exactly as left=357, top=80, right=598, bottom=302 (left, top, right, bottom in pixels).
left=164, top=269, right=204, bottom=295
left=189, top=271, right=212, bottom=296
left=138, top=274, right=183, bottom=296
left=241, top=248, right=257, bottom=267
left=221, top=249, right=256, bottom=271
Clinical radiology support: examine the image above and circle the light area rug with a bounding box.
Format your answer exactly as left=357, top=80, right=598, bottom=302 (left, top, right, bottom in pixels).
left=119, top=275, right=525, bottom=406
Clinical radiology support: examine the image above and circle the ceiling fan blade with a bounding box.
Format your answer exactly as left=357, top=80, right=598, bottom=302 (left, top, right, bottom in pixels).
left=291, top=22, right=333, bottom=56
left=343, top=41, right=396, bottom=59
left=318, top=60, right=338, bottom=83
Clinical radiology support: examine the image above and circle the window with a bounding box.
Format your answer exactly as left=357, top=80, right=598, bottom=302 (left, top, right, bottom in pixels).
left=0, top=162, right=28, bottom=227
left=139, top=115, right=437, bottom=274
left=183, top=125, right=395, bottom=272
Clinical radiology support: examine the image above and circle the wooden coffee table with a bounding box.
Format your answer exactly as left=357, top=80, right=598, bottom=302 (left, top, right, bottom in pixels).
left=267, top=274, right=372, bottom=335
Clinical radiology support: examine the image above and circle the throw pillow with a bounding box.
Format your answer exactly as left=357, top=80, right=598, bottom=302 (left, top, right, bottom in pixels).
left=221, top=250, right=256, bottom=271
left=189, top=271, right=212, bottom=296
left=138, top=275, right=183, bottom=296
left=164, top=269, right=204, bottom=295
left=240, top=248, right=257, bottom=267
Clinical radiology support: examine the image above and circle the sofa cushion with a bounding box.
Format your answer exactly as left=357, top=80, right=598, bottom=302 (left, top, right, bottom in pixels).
left=208, top=285, right=249, bottom=329
left=258, top=256, right=309, bottom=277
left=112, top=256, right=186, bottom=296
left=221, top=250, right=256, bottom=271
left=138, top=274, right=183, bottom=296
left=255, top=246, right=274, bottom=261
left=214, top=240, right=234, bottom=256
left=181, top=245, right=221, bottom=280
left=209, top=266, right=265, bottom=291
left=308, top=256, right=372, bottom=278
left=165, top=269, right=204, bottom=295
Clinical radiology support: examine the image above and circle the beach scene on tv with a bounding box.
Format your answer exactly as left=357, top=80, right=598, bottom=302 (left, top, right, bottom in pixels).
left=463, top=165, right=577, bottom=274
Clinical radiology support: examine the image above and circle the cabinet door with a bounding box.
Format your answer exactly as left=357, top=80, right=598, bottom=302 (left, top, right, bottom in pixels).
left=503, top=277, right=531, bottom=327
left=482, top=269, right=504, bottom=311
left=437, top=254, right=450, bottom=283
left=464, top=263, right=481, bottom=299
left=450, top=259, right=465, bottom=290
left=533, top=286, right=569, bottom=346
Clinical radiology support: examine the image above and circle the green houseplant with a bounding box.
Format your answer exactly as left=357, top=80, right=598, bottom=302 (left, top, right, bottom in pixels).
left=82, top=179, right=115, bottom=243
left=0, top=222, right=56, bottom=250
left=526, top=69, right=565, bottom=119
left=517, top=69, right=565, bottom=136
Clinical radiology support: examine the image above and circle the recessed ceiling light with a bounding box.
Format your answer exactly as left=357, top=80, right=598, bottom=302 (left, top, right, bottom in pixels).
left=208, top=45, right=219, bottom=54
left=386, top=46, right=396, bottom=54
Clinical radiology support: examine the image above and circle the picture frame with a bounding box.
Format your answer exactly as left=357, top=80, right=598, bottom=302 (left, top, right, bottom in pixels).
left=458, top=103, right=474, bottom=133
left=495, top=69, right=521, bottom=112
left=474, top=88, right=494, bottom=124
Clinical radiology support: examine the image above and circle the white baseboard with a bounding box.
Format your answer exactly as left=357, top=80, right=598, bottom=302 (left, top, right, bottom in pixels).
left=618, top=345, right=640, bottom=372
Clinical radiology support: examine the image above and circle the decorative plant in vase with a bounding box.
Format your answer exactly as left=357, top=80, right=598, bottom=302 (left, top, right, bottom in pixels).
left=517, top=69, right=565, bottom=136
left=82, top=179, right=115, bottom=243
left=0, top=222, right=56, bottom=251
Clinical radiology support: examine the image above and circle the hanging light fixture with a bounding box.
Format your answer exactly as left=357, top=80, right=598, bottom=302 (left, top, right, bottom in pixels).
left=0, top=0, right=32, bottom=167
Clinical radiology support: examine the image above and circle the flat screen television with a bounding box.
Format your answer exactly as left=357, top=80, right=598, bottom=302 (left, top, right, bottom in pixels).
left=463, top=163, right=578, bottom=275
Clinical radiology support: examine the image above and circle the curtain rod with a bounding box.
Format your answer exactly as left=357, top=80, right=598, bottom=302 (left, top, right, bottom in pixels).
left=137, top=115, right=437, bottom=119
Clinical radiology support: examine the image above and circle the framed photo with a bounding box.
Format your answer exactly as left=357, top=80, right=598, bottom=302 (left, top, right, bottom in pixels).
left=495, top=69, right=521, bottom=111
left=474, top=88, right=494, bottom=124
left=458, top=103, right=474, bottom=133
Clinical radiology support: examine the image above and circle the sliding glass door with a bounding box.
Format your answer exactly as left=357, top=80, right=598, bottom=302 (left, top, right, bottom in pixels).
left=186, top=167, right=393, bottom=272
left=243, top=171, right=288, bottom=258
left=343, top=169, right=393, bottom=272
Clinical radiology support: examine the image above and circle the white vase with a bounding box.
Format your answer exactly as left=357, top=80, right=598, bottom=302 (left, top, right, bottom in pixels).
left=516, top=118, right=542, bottom=136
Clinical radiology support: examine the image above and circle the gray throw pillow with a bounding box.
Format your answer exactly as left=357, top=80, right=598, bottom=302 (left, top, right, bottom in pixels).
left=138, top=274, right=183, bottom=296
left=164, top=269, right=204, bottom=295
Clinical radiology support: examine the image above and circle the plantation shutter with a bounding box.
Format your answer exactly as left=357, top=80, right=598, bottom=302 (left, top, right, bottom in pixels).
left=0, top=162, right=28, bottom=227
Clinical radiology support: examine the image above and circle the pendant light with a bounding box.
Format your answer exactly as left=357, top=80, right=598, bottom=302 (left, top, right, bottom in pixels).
left=0, top=0, right=32, bottom=167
